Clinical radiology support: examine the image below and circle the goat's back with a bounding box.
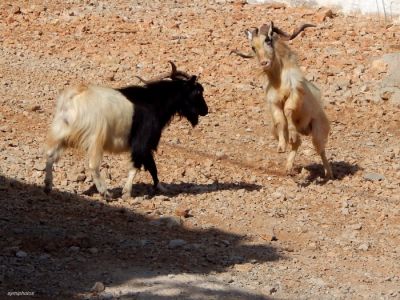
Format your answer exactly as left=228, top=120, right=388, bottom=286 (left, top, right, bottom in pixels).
left=50, top=85, right=134, bottom=152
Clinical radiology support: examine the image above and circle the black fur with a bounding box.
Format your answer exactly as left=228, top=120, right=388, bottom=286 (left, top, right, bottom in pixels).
left=117, top=76, right=208, bottom=187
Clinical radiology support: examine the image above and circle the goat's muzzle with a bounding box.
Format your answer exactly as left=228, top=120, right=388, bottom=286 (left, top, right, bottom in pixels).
left=199, top=106, right=208, bottom=116
left=260, top=59, right=272, bottom=70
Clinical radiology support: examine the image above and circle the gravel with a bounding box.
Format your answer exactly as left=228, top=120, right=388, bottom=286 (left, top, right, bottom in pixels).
left=0, top=1, right=399, bottom=299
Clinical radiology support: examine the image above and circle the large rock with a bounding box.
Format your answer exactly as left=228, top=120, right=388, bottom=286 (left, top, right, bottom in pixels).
left=372, top=53, right=400, bottom=105
left=380, top=53, right=400, bottom=103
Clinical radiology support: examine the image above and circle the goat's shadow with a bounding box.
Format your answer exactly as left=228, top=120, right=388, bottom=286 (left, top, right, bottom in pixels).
left=296, top=161, right=360, bottom=187
left=0, top=175, right=280, bottom=299
left=123, top=181, right=261, bottom=198
left=83, top=181, right=262, bottom=200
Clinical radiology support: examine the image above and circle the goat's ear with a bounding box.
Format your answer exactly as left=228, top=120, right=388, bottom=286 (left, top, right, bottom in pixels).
left=268, top=21, right=274, bottom=39
left=189, top=75, right=197, bottom=84
left=245, top=29, right=253, bottom=41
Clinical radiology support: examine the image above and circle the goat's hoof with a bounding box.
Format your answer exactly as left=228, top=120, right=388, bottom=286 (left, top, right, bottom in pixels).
left=156, top=183, right=169, bottom=194
left=325, top=172, right=334, bottom=180
left=102, top=191, right=115, bottom=202
left=277, top=145, right=286, bottom=153
left=44, top=186, right=51, bottom=194
left=122, top=186, right=132, bottom=198
left=289, top=131, right=298, bottom=144
left=285, top=167, right=296, bottom=176
left=121, top=192, right=131, bottom=201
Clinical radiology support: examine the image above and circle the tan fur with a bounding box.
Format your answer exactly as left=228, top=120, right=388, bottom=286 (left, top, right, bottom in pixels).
left=44, top=85, right=136, bottom=199
left=249, top=29, right=333, bottom=178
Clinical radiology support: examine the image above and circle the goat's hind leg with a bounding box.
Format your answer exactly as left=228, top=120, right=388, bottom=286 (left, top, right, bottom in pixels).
left=44, top=136, right=64, bottom=194
left=122, top=167, right=138, bottom=199
left=88, top=146, right=111, bottom=200
left=311, top=121, right=333, bottom=179
left=286, top=137, right=301, bottom=175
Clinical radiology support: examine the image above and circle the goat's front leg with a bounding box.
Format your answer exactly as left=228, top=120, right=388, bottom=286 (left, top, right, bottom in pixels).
left=270, top=103, right=287, bottom=153
left=88, top=147, right=111, bottom=200
left=284, top=91, right=303, bottom=145
left=143, top=153, right=168, bottom=194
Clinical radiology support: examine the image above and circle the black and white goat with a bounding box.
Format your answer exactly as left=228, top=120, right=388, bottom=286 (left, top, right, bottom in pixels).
left=44, top=62, right=208, bottom=199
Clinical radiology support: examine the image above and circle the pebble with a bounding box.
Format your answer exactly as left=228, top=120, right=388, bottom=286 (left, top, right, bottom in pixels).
left=88, top=247, right=98, bottom=254
left=358, top=243, right=370, bottom=251
left=350, top=224, right=362, bottom=231
left=99, top=293, right=113, bottom=300
left=168, top=239, right=187, bottom=249
left=16, top=250, right=27, bottom=258
left=364, top=173, right=385, bottom=181
left=91, top=281, right=105, bottom=293
left=39, top=254, right=50, bottom=260
left=69, top=246, right=80, bottom=252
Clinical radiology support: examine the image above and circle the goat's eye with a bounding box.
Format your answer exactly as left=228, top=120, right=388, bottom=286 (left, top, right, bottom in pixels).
left=265, top=39, right=272, bottom=46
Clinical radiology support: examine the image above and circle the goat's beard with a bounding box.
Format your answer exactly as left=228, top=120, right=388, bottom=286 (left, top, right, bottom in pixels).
left=184, top=113, right=198, bottom=127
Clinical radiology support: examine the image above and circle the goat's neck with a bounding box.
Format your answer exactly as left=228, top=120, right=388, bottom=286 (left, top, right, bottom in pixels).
left=264, top=57, right=282, bottom=89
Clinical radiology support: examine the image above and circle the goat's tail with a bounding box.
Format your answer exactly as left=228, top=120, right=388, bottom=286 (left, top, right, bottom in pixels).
left=47, top=85, right=93, bottom=150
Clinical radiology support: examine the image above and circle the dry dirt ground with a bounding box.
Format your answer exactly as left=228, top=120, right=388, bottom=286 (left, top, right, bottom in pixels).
left=0, top=1, right=399, bottom=299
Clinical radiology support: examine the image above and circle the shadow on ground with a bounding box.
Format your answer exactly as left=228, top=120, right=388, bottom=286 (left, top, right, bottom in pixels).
left=0, top=175, right=280, bottom=299
left=297, top=161, right=360, bottom=187
left=102, top=181, right=262, bottom=198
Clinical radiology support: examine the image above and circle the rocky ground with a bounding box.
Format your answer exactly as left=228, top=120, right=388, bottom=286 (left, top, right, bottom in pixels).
left=0, top=1, right=399, bottom=299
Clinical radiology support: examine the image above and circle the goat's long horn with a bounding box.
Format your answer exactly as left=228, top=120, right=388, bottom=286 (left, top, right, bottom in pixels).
left=168, top=61, right=191, bottom=80
left=135, top=61, right=191, bottom=84
left=273, top=23, right=316, bottom=41
left=135, top=75, right=151, bottom=84
left=230, top=49, right=255, bottom=59
left=289, top=23, right=316, bottom=40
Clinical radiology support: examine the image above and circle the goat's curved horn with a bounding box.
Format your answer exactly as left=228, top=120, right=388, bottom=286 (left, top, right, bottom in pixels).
left=273, top=23, right=316, bottom=41
left=168, top=61, right=191, bottom=80
left=230, top=49, right=255, bottom=59
left=135, top=75, right=151, bottom=84
left=135, top=61, right=191, bottom=84
left=289, top=23, right=316, bottom=40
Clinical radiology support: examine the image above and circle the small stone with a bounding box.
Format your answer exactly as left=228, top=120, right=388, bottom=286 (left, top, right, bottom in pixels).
left=140, top=240, right=150, bottom=247
left=89, top=247, right=98, bottom=254
left=168, top=239, right=186, bottom=249
left=271, top=191, right=285, bottom=201
left=267, top=2, right=286, bottom=9
left=164, top=216, right=182, bottom=228
left=91, top=281, right=105, bottom=293
left=316, top=9, right=335, bottom=22
left=100, top=293, right=113, bottom=300
left=76, top=174, right=87, bottom=182
left=16, top=250, right=27, bottom=258
left=175, top=207, right=190, bottom=218
left=29, top=104, right=41, bottom=112
left=350, top=224, right=362, bottom=231
left=216, top=151, right=227, bottom=160
left=341, top=207, right=350, bottom=215
left=358, top=243, right=370, bottom=251
left=364, top=172, right=385, bottom=182
left=69, top=246, right=80, bottom=252
left=370, top=59, right=388, bottom=74
left=11, top=6, right=21, bottom=14
left=39, top=254, right=50, bottom=260
left=33, top=162, right=45, bottom=171
left=268, top=286, right=278, bottom=295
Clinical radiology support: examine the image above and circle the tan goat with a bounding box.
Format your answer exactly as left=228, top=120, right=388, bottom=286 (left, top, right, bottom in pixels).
left=233, top=22, right=333, bottom=178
